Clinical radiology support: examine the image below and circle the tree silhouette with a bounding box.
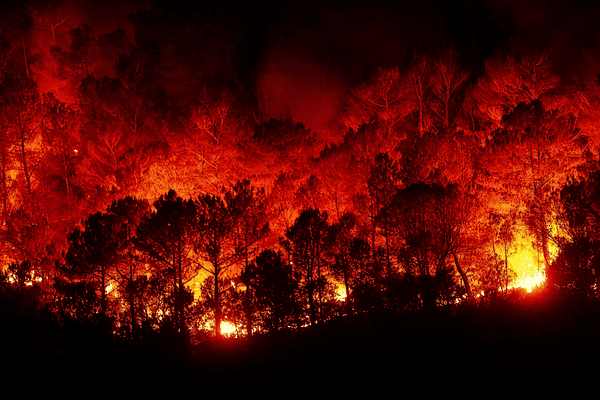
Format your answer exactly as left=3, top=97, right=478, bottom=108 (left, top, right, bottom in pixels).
left=194, top=193, right=235, bottom=338
left=135, top=190, right=197, bottom=340
left=387, top=183, right=471, bottom=305
left=194, top=180, right=268, bottom=338
left=106, top=196, right=152, bottom=339
left=64, top=211, right=121, bottom=318
left=367, top=152, right=400, bottom=279
left=328, top=212, right=374, bottom=313
left=247, top=249, right=299, bottom=333
left=550, top=170, right=600, bottom=297
left=329, top=212, right=358, bottom=303
left=283, top=207, right=332, bottom=326
left=225, top=179, right=269, bottom=336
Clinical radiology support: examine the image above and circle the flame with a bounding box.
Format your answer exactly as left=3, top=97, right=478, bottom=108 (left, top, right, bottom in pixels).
left=513, top=271, right=546, bottom=293
left=334, top=281, right=347, bottom=302
left=505, top=238, right=552, bottom=293
left=220, top=321, right=238, bottom=337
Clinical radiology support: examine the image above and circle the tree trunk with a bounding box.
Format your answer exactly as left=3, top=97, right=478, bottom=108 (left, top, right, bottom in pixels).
left=19, top=131, right=32, bottom=196
left=214, top=262, right=222, bottom=338
left=244, top=286, right=253, bottom=337
left=452, top=250, right=471, bottom=299
left=308, top=260, right=316, bottom=327
left=384, top=222, right=391, bottom=279
left=0, top=140, right=8, bottom=220
left=128, top=265, right=139, bottom=340
left=174, top=250, right=187, bottom=341
left=534, top=184, right=552, bottom=271
left=503, top=241, right=510, bottom=291
left=177, top=258, right=187, bottom=339
left=101, top=265, right=107, bottom=318
left=21, top=28, right=29, bottom=79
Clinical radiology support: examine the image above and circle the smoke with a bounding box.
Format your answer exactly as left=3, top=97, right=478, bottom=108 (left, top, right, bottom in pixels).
left=253, top=0, right=435, bottom=134
left=256, top=46, right=346, bottom=134
left=27, top=0, right=153, bottom=102
left=253, top=0, right=504, bottom=133
left=485, top=0, right=600, bottom=82
left=48, top=0, right=152, bottom=39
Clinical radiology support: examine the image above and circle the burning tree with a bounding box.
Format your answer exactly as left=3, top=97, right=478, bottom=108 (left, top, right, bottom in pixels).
left=106, top=197, right=152, bottom=339
left=366, top=152, right=401, bottom=279
left=343, top=66, right=414, bottom=136
left=194, top=179, right=269, bottom=338
left=245, top=249, right=299, bottom=333
left=479, top=100, right=591, bottom=272
left=429, top=47, right=469, bottom=131
left=62, top=196, right=153, bottom=339
left=0, top=74, right=47, bottom=209
left=282, top=207, right=333, bottom=326
left=472, top=44, right=560, bottom=129
left=194, top=193, right=236, bottom=338
left=135, top=190, right=197, bottom=340
left=386, top=183, right=473, bottom=306
left=328, top=212, right=374, bottom=312
left=63, top=210, right=121, bottom=319
left=550, top=170, right=600, bottom=297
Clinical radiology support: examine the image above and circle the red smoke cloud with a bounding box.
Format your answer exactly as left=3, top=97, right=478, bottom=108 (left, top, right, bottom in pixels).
left=256, top=45, right=346, bottom=134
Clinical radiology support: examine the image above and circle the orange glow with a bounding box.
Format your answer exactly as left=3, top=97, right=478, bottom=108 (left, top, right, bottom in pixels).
left=334, top=281, right=347, bottom=302
left=513, top=271, right=546, bottom=293
left=511, top=246, right=542, bottom=285
left=505, top=238, right=552, bottom=293
left=220, top=321, right=238, bottom=337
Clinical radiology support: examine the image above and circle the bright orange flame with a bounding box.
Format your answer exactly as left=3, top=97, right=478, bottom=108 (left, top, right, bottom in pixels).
left=506, top=238, right=550, bottom=293
left=334, top=281, right=347, bottom=302
left=220, top=321, right=238, bottom=337
left=515, top=272, right=546, bottom=293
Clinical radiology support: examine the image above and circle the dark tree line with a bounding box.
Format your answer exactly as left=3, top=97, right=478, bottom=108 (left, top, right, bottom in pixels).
left=7, top=159, right=600, bottom=344
left=36, top=172, right=513, bottom=340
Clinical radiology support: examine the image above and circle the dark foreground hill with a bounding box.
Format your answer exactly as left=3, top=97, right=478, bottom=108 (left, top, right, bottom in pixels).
left=3, top=290, right=600, bottom=394
left=187, top=292, right=600, bottom=390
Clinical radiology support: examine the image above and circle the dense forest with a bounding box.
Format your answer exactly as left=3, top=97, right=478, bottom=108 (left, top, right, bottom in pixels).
left=3, top=0, right=600, bottom=386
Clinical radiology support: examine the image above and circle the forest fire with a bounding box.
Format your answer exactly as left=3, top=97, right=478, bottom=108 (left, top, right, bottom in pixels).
left=2, top=1, right=600, bottom=373
left=220, top=321, right=239, bottom=338
left=509, top=248, right=547, bottom=293
left=517, top=272, right=546, bottom=293
left=334, top=283, right=348, bottom=302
